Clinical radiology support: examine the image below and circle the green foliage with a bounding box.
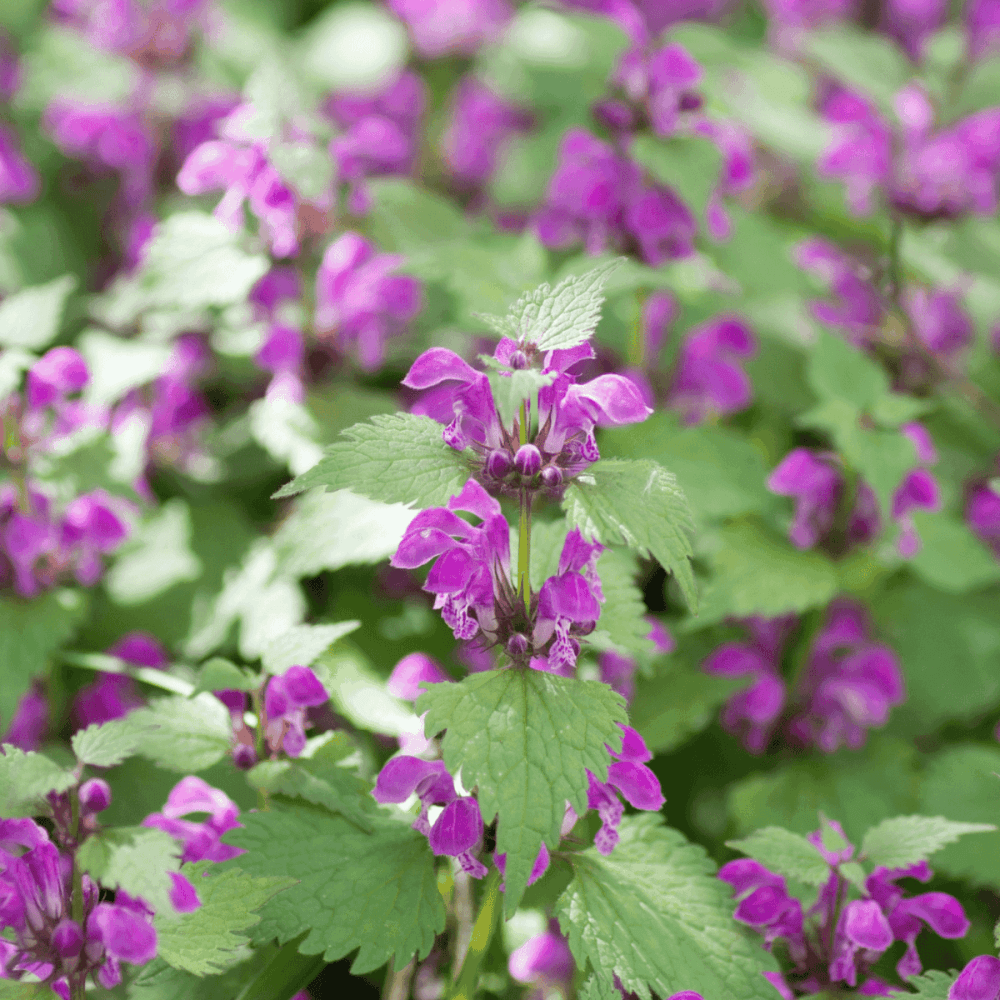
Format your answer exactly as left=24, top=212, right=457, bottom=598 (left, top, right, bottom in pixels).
left=919, top=745, right=1000, bottom=888
left=246, top=739, right=377, bottom=833
left=631, top=134, right=724, bottom=217
left=486, top=365, right=557, bottom=429
left=590, top=547, right=656, bottom=659
left=562, top=458, right=696, bottom=610
left=273, top=413, right=471, bottom=507
left=130, top=694, right=232, bottom=773
left=807, top=332, right=890, bottom=410
left=0, top=587, right=87, bottom=728
left=418, top=668, right=627, bottom=911
left=696, top=521, right=838, bottom=625
left=578, top=975, right=621, bottom=1000
left=859, top=815, right=996, bottom=869
left=225, top=802, right=446, bottom=974
left=0, top=273, right=76, bottom=349
left=725, top=827, right=830, bottom=885
left=555, top=815, right=778, bottom=1000
left=191, top=658, right=258, bottom=697
left=260, top=621, right=359, bottom=674
left=474, top=258, right=624, bottom=351
left=77, top=826, right=181, bottom=914
left=907, top=513, right=1000, bottom=593
left=72, top=715, right=145, bottom=768
left=905, top=970, right=961, bottom=1000
left=0, top=745, right=75, bottom=818
left=155, top=862, right=296, bottom=976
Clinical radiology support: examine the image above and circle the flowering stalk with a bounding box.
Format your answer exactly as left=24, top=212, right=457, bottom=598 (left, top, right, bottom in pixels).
left=449, top=867, right=501, bottom=1000
left=518, top=401, right=531, bottom=613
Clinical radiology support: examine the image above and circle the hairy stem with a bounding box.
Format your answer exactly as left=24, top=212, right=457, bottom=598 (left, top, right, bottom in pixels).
left=449, top=868, right=501, bottom=1000
left=518, top=401, right=531, bottom=612
left=69, top=790, right=85, bottom=1000
left=383, top=957, right=415, bottom=1000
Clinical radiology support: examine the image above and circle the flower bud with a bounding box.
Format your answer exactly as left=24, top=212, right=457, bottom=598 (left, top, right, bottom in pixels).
left=233, top=744, right=257, bottom=770
left=485, top=449, right=513, bottom=480
left=509, top=350, right=529, bottom=370
left=540, top=466, right=563, bottom=489
left=506, top=633, right=529, bottom=658
left=78, top=778, right=111, bottom=815
left=52, top=919, right=84, bottom=958
left=514, top=444, right=542, bottom=478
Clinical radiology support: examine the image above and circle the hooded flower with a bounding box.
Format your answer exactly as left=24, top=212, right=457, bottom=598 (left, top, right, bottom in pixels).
left=142, top=777, right=244, bottom=865
left=262, top=665, right=329, bottom=758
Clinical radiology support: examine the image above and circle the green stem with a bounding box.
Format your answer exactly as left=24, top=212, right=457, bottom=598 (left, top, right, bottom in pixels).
left=70, top=791, right=85, bottom=1000
left=886, top=214, right=904, bottom=308
left=627, top=289, right=647, bottom=368
left=449, top=868, right=501, bottom=1000
left=236, top=934, right=326, bottom=1000
left=517, top=402, right=531, bottom=613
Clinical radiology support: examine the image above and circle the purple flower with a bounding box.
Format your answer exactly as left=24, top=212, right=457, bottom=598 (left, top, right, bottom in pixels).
left=585, top=724, right=664, bottom=854
left=373, top=756, right=487, bottom=877
left=508, top=921, right=574, bottom=986
left=951, top=956, right=1000, bottom=1000
left=313, top=232, right=422, bottom=371
left=142, top=777, right=244, bottom=864
left=72, top=633, right=164, bottom=729
left=391, top=478, right=511, bottom=644
left=879, top=0, right=947, bottom=60
left=387, top=653, right=450, bottom=700
left=967, top=0, right=1000, bottom=57
left=327, top=71, right=426, bottom=214
left=795, top=239, right=884, bottom=347
left=262, top=665, right=329, bottom=758
left=668, top=316, right=756, bottom=424
left=719, top=859, right=806, bottom=957
left=441, top=77, right=533, bottom=189
left=761, top=0, right=857, bottom=51
left=387, top=0, right=513, bottom=57
left=494, top=843, right=551, bottom=890
left=967, top=479, right=1000, bottom=556
left=3, top=682, right=48, bottom=751
left=0, top=124, right=39, bottom=204
left=905, top=287, right=974, bottom=359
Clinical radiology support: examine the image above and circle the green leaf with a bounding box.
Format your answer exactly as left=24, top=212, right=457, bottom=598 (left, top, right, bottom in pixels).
left=860, top=815, right=996, bottom=869
left=590, top=548, right=655, bottom=659
left=905, top=970, right=961, bottom=1000
left=129, top=951, right=271, bottom=1000
left=728, top=737, right=920, bottom=843
left=803, top=27, right=911, bottom=115
left=130, top=694, right=232, bottom=773
left=272, top=413, right=471, bottom=506
left=261, top=621, right=360, bottom=674
left=807, top=332, right=890, bottom=411
left=246, top=739, right=378, bottom=833
left=485, top=365, right=557, bottom=429
left=555, top=815, right=778, bottom=1000
left=907, top=513, right=1000, bottom=593
left=155, top=862, right=296, bottom=976
left=106, top=212, right=269, bottom=316
left=562, top=458, right=696, bottom=611
left=0, top=274, right=76, bottom=349
left=0, top=588, right=87, bottom=727
left=0, top=982, right=44, bottom=999
left=71, top=716, right=145, bottom=768
left=918, top=745, right=1000, bottom=888
left=579, top=975, right=621, bottom=1000
left=272, top=488, right=417, bottom=577
left=191, top=658, right=258, bottom=697
left=418, top=669, right=627, bottom=911
left=695, top=521, right=838, bottom=626
left=224, top=802, right=446, bottom=974
left=631, top=134, right=724, bottom=217
left=366, top=178, right=473, bottom=256
left=77, top=826, right=181, bottom=914
left=726, top=827, right=831, bottom=886
left=475, top=258, right=625, bottom=351
left=0, top=745, right=75, bottom=818
left=270, top=141, right=335, bottom=202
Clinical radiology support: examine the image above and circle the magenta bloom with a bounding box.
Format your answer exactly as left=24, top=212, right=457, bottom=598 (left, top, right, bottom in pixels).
left=441, top=77, right=533, bottom=188
left=313, top=232, right=422, bottom=371
left=967, top=480, right=1000, bottom=556
left=143, top=777, right=244, bottom=864
left=508, top=921, right=574, bottom=986
left=373, top=756, right=487, bottom=877
left=669, top=316, right=756, bottom=424
left=388, top=0, right=513, bottom=57
left=387, top=653, right=450, bottom=700
left=73, top=633, right=164, bottom=729
left=951, top=956, right=1000, bottom=1000
left=0, top=124, right=39, bottom=204
left=327, top=71, right=426, bottom=214
left=3, top=682, right=48, bottom=751
left=263, top=665, right=329, bottom=758
left=967, top=0, right=1000, bottom=56
left=904, top=288, right=973, bottom=359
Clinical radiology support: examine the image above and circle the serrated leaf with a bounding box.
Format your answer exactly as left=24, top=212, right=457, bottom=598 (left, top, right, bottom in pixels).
left=0, top=274, right=76, bottom=349
left=191, top=658, right=258, bottom=697
left=72, top=716, right=146, bottom=768
left=556, top=815, right=778, bottom=1000
left=807, top=331, right=890, bottom=411
left=0, top=982, right=44, bottom=999
left=695, top=521, right=838, bottom=626
left=476, top=259, right=625, bottom=352
left=0, top=745, right=76, bottom=818
left=224, top=803, right=446, bottom=974
left=918, top=745, right=1000, bottom=888
left=563, top=459, right=696, bottom=611
left=631, top=134, right=723, bottom=217
left=486, top=366, right=557, bottom=430
left=272, top=413, right=471, bottom=506
left=726, top=827, right=830, bottom=885
left=129, top=951, right=271, bottom=1000
left=591, top=548, right=655, bottom=659
left=246, top=741, right=377, bottom=833
left=905, top=970, right=961, bottom=1000
left=579, top=975, right=621, bottom=1000
left=77, top=826, right=181, bottom=914
left=155, top=862, right=296, bottom=976
left=272, top=488, right=417, bottom=577
left=418, top=669, right=627, bottom=911
left=261, top=621, right=360, bottom=675
left=860, top=815, right=996, bottom=869
left=0, top=588, right=87, bottom=727
left=130, top=694, right=232, bottom=773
